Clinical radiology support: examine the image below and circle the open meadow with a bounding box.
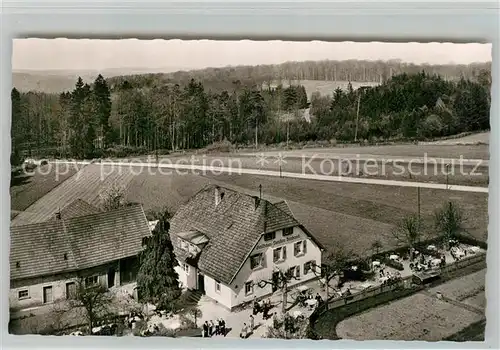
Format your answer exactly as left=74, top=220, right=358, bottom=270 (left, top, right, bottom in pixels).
left=334, top=269, right=487, bottom=341
left=11, top=162, right=488, bottom=256
left=335, top=291, right=484, bottom=341
left=10, top=164, right=79, bottom=213
left=243, top=143, right=489, bottom=161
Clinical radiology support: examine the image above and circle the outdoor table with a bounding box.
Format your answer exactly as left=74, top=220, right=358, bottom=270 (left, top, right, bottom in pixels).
left=431, top=258, right=441, bottom=266
left=351, top=265, right=358, bottom=271
left=389, top=254, right=399, bottom=260
left=297, top=285, right=309, bottom=292
left=305, top=299, right=317, bottom=309
left=372, top=261, right=381, bottom=267
left=427, top=245, right=436, bottom=250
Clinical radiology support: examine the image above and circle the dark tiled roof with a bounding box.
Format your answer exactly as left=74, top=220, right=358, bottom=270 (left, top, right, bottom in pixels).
left=169, top=185, right=301, bottom=285
left=52, top=199, right=101, bottom=221
left=10, top=204, right=151, bottom=281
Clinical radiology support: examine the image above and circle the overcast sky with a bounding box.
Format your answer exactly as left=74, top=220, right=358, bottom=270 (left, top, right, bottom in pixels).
left=12, top=39, right=492, bottom=71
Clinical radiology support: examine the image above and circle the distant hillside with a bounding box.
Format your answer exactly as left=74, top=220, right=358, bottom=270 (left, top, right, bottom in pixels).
left=12, top=66, right=187, bottom=93
left=13, top=59, right=491, bottom=94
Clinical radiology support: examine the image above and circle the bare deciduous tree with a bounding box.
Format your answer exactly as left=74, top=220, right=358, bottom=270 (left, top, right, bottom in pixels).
left=99, top=182, right=128, bottom=211
left=311, top=247, right=355, bottom=309
left=71, top=279, right=113, bottom=334
left=257, top=268, right=299, bottom=314
left=390, top=214, right=422, bottom=261
left=434, top=201, right=465, bottom=249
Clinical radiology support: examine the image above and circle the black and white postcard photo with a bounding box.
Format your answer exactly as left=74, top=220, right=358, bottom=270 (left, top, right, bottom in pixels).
left=9, top=39, right=490, bottom=341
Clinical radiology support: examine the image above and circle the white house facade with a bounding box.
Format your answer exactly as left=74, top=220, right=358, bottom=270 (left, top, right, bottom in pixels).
left=169, top=185, right=324, bottom=311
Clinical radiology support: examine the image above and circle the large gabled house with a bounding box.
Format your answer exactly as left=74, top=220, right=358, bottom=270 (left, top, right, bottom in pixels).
left=9, top=202, right=152, bottom=311
left=169, top=185, right=324, bottom=311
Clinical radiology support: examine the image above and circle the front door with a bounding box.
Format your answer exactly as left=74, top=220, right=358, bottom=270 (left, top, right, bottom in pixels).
left=108, top=268, right=115, bottom=288
left=197, top=273, right=205, bottom=294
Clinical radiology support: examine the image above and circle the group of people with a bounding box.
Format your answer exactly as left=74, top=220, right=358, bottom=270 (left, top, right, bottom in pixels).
left=239, top=314, right=256, bottom=338
left=409, top=251, right=447, bottom=272
left=297, top=291, right=323, bottom=308
left=202, top=318, right=227, bottom=337
left=252, top=297, right=273, bottom=320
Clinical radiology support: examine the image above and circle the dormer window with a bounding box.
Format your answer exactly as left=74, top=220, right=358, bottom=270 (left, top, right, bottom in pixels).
left=283, top=227, right=294, bottom=236
left=180, top=240, right=189, bottom=251
left=16, top=261, right=20, bottom=268
left=63, top=253, right=68, bottom=260
left=264, top=231, right=276, bottom=241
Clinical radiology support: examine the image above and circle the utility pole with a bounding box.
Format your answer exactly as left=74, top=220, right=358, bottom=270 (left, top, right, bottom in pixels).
left=354, top=92, right=361, bottom=142
left=445, top=163, right=451, bottom=190
left=417, top=186, right=421, bottom=221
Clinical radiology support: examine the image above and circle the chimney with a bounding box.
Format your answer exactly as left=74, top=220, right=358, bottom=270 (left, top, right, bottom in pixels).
left=214, top=186, right=221, bottom=207
left=254, top=196, right=260, bottom=210
left=55, top=211, right=62, bottom=220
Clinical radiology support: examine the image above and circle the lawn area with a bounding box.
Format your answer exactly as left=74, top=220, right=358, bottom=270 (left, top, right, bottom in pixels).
left=335, top=292, right=484, bottom=341
left=427, top=269, right=486, bottom=306
left=204, top=173, right=489, bottom=243
left=328, top=268, right=487, bottom=341
left=13, top=163, right=488, bottom=257
left=249, top=143, right=489, bottom=160
left=10, top=164, right=79, bottom=212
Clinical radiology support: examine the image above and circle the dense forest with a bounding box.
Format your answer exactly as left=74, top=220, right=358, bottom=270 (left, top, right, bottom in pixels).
left=10, top=60, right=491, bottom=163
left=104, top=60, right=492, bottom=93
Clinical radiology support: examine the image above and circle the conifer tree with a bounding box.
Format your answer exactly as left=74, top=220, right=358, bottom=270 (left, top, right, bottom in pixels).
left=136, top=214, right=181, bottom=311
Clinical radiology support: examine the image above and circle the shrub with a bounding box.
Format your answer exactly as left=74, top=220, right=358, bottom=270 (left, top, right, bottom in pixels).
left=153, top=323, right=176, bottom=337
left=205, top=139, right=233, bottom=153
left=329, top=138, right=337, bottom=146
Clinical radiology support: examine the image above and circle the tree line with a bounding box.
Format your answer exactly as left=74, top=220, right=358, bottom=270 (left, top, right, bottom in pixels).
left=11, top=65, right=490, bottom=162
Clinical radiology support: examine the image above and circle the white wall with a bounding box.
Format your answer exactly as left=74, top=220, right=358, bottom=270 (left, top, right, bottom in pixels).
left=175, top=263, right=197, bottom=290
left=204, top=275, right=234, bottom=310
left=230, top=226, right=322, bottom=308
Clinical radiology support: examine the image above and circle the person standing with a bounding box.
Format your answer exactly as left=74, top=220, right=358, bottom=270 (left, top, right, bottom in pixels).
left=215, top=319, right=220, bottom=336
left=209, top=320, right=215, bottom=337
left=202, top=321, right=209, bottom=338
left=220, top=318, right=226, bottom=337
left=240, top=323, right=248, bottom=338
left=249, top=314, right=255, bottom=332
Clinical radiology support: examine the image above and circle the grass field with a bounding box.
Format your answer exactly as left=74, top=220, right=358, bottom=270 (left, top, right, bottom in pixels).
left=204, top=173, right=488, bottom=243
left=335, top=291, right=484, bottom=341
left=423, top=132, right=490, bottom=146
left=267, top=80, right=380, bottom=100
left=334, top=269, right=487, bottom=341
left=136, top=154, right=489, bottom=187
left=11, top=162, right=488, bottom=255
left=247, top=143, right=489, bottom=160
left=10, top=164, right=79, bottom=212
left=427, top=269, right=486, bottom=306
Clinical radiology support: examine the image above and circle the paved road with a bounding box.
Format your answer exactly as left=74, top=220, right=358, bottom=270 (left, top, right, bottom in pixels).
left=52, top=160, right=489, bottom=194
